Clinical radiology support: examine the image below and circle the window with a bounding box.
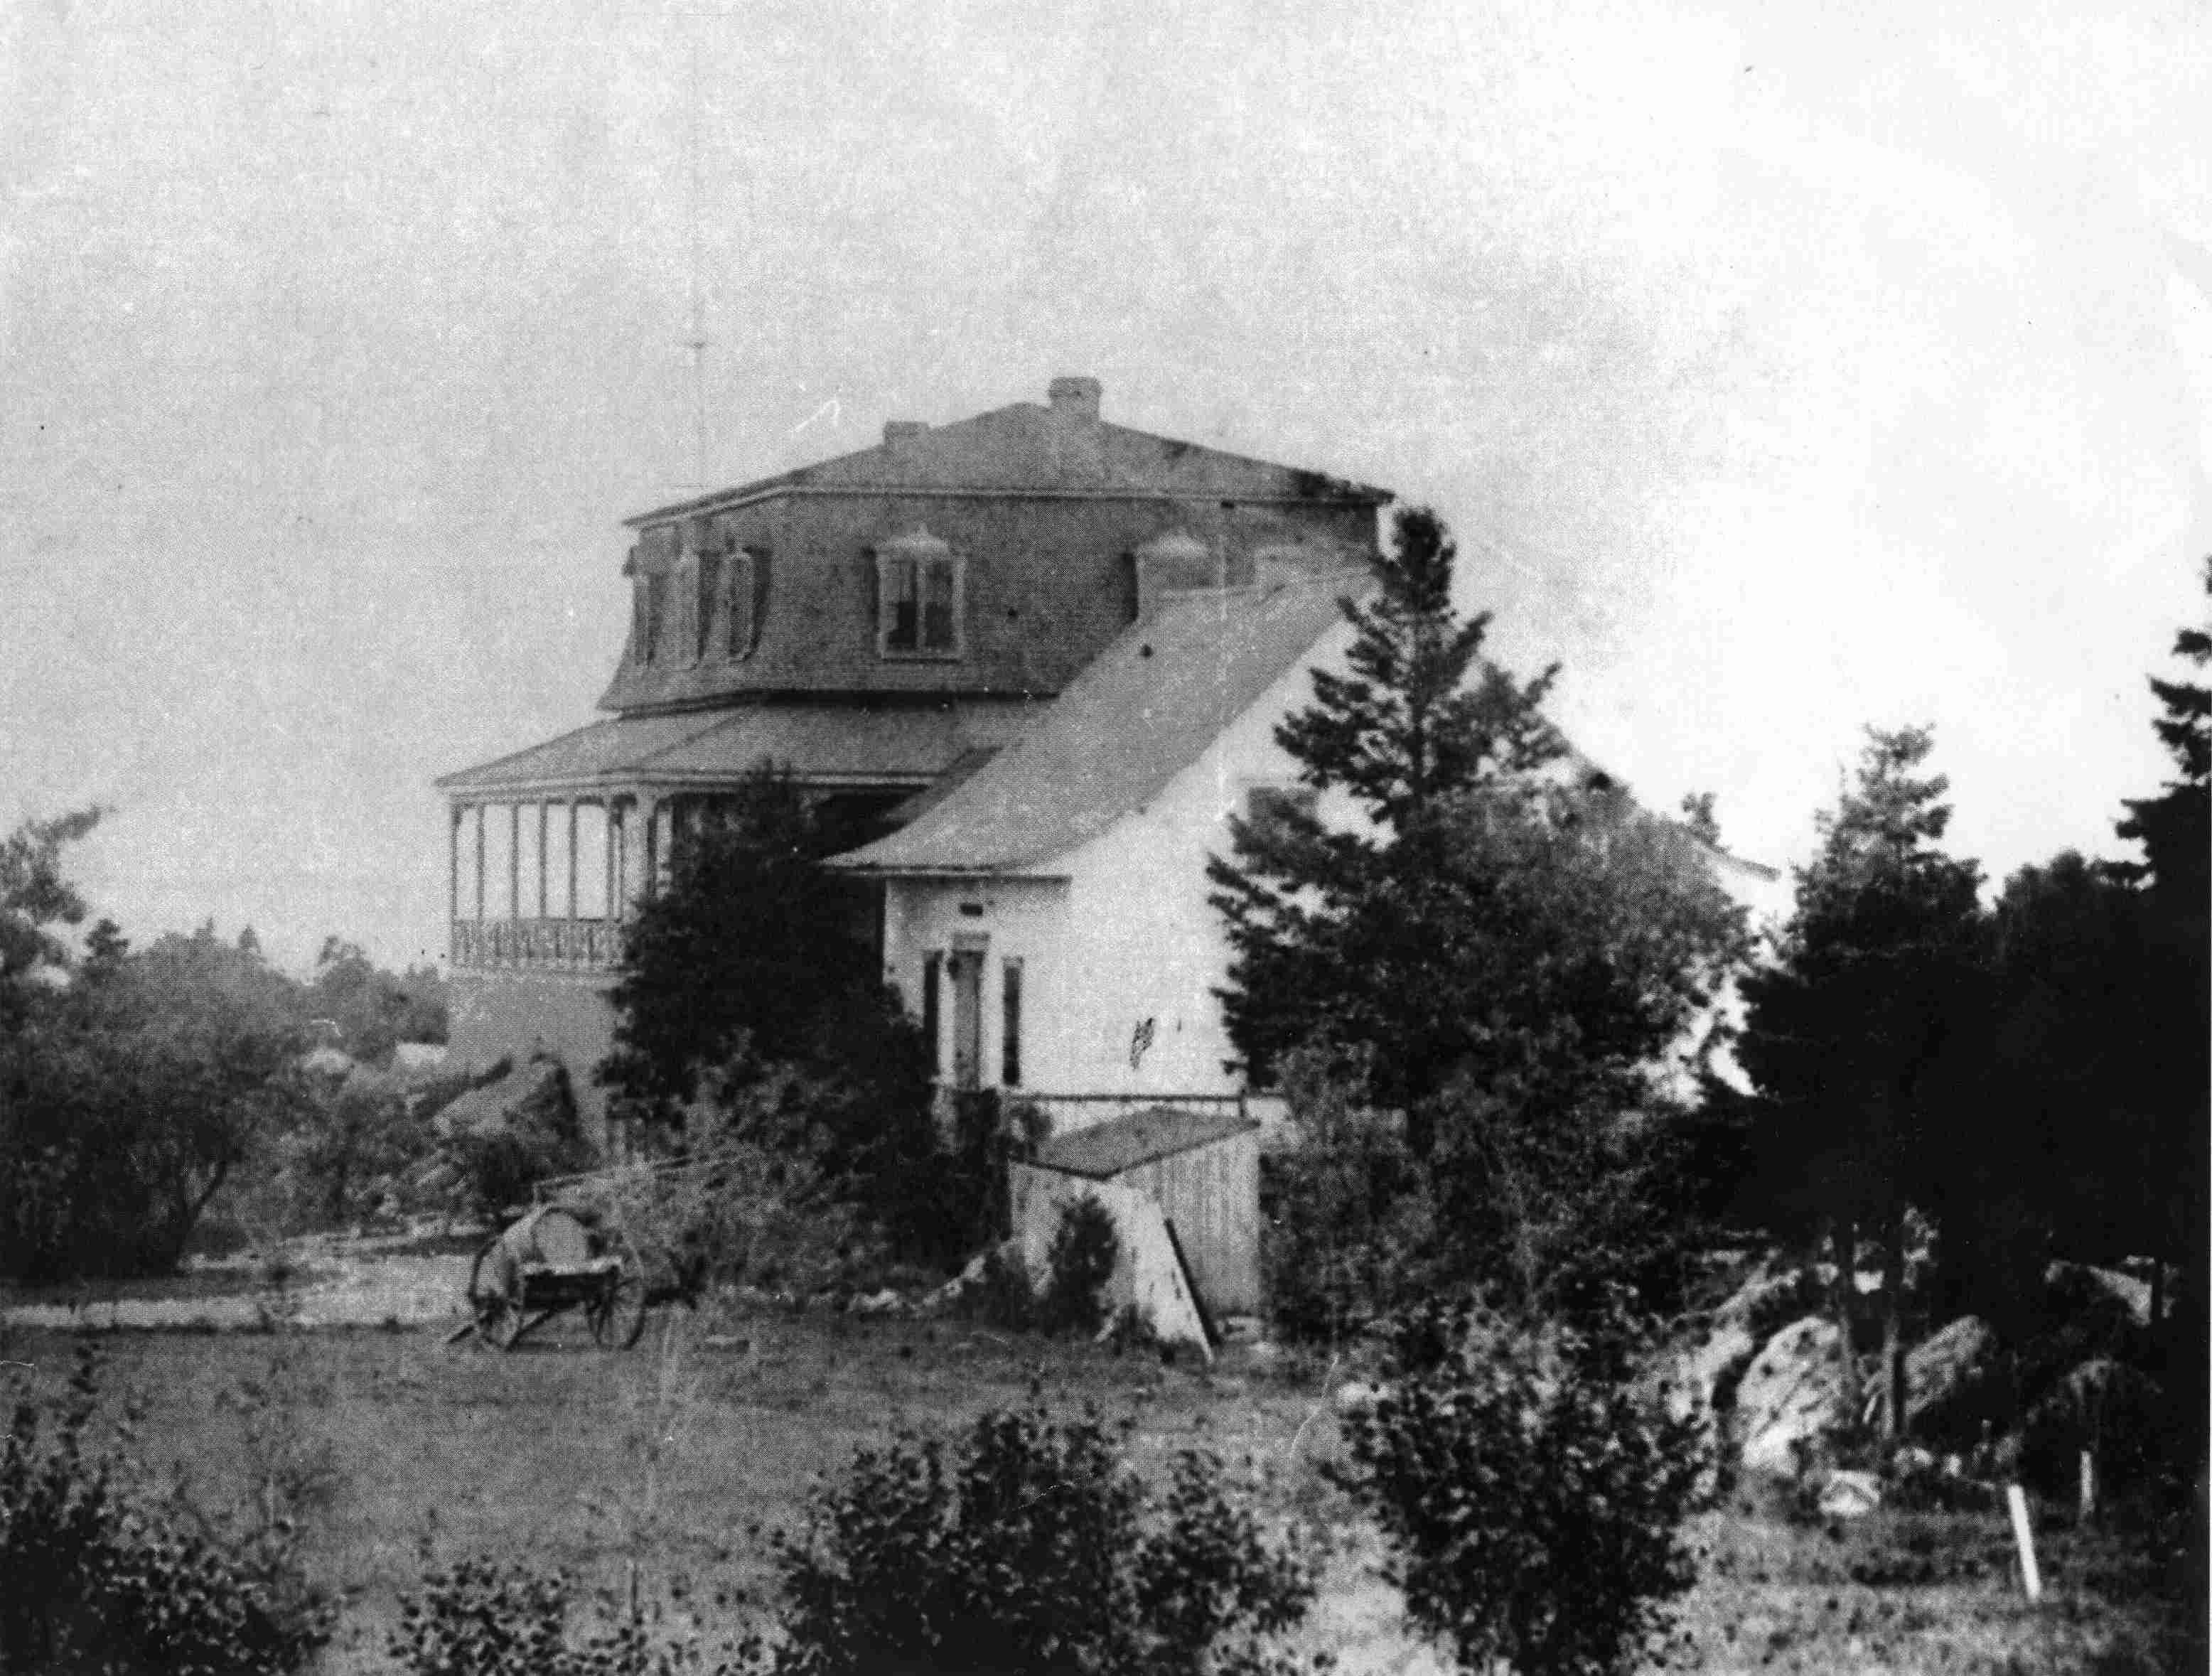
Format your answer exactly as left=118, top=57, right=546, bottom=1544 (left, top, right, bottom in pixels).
left=640, top=571, right=667, bottom=664
left=724, top=546, right=759, bottom=659
left=876, top=528, right=962, bottom=658
left=694, top=547, right=720, bottom=665
left=922, top=952, right=943, bottom=1075
left=1001, top=957, right=1023, bottom=1087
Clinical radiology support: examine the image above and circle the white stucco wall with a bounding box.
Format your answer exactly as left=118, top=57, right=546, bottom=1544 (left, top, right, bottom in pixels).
left=877, top=608, right=1788, bottom=1114
left=879, top=617, right=1361, bottom=1107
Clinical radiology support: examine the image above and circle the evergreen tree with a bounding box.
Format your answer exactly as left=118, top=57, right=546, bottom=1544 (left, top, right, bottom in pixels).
left=2111, top=557, right=2209, bottom=1344
left=1208, top=507, right=1564, bottom=1131
left=598, top=763, right=943, bottom=1253
left=1212, top=510, right=1751, bottom=1328
left=1736, top=726, right=1985, bottom=1438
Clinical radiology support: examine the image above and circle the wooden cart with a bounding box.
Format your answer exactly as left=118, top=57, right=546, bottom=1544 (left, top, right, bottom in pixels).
left=461, top=1203, right=650, bottom=1350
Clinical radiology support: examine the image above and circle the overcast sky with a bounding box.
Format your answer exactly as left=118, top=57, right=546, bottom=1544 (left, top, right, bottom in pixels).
left=4, top=0, right=2208, bottom=973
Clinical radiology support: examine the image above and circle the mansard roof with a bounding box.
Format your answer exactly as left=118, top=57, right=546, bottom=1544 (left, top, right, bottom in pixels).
left=830, top=571, right=1368, bottom=876
left=625, top=384, right=1390, bottom=530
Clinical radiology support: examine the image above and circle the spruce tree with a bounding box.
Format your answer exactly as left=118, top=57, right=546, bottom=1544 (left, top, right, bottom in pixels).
left=1209, top=509, right=1746, bottom=1172
left=1736, top=726, right=1985, bottom=1438
left=1207, top=507, right=1562, bottom=1122
left=2111, top=557, right=2209, bottom=1344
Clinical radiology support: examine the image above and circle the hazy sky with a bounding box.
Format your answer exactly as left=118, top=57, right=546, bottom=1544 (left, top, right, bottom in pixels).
left=4, top=0, right=2208, bottom=973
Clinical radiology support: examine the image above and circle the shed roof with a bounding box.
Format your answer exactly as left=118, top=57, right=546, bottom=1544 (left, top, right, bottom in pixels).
left=830, top=572, right=1366, bottom=876
left=1033, top=1107, right=1262, bottom=1178
left=436, top=699, right=1038, bottom=797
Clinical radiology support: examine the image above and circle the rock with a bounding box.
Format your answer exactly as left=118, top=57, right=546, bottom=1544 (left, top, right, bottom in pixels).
left=1335, top=1379, right=1386, bottom=1414
left=2047, top=1261, right=2151, bottom=1327
left=1904, top=1316, right=2002, bottom=1444
left=429, top=1057, right=574, bottom=1144
left=1670, top=1261, right=1824, bottom=1428
left=1736, top=1316, right=1854, bottom=1477
left=1818, top=1468, right=1883, bottom=1518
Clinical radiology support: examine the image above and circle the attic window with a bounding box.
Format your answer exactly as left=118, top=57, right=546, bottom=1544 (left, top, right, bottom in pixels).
left=876, top=527, right=963, bottom=660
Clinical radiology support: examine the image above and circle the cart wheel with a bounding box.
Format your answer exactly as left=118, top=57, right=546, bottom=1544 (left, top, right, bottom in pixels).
left=467, top=1238, right=522, bottom=1350
left=590, top=1238, right=650, bottom=1350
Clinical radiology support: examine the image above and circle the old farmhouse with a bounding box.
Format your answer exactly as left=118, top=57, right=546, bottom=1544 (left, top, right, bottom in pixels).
left=436, top=379, right=1392, bottom=1145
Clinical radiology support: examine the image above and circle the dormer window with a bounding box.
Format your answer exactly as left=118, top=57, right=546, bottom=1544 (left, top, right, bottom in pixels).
left=876, top=527, right=963, bottom=659
left=695, top=546, right=721, bottom=663
left=721, top=544, right=761, bottom=659
left=674, top=522, right=706, bottom=668
left=639, top=570, right=667, bottom=664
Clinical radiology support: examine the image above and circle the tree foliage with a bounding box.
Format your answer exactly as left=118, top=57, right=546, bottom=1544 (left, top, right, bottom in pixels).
left=1210, top=509, right=1747, bottom=1156
left=1338, top=1298, right=1708, bottom=1676
left=0, top=811, right=440, bottom=1275
left=1736, top=726, right=1985, bottom=1434
left=1, top=1344, right=330, bottom=1675
left=763, top=1400, right=1320, bottom=1676
left=1211, top=509, right=1749, bottom=1328
left=598, top=765, right=958, bottom=1262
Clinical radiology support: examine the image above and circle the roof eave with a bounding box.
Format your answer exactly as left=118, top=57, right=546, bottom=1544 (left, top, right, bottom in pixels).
left=623, top=480, right=1393, bottom=530
left=825, top=858, right=1072, bottom=881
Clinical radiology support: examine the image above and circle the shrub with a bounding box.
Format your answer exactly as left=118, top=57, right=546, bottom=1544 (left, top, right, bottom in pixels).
left=1336, top=1297, right=1710, bottom=1676
left=950, top=1242, right=1035, bottom=1333
left=762, top=1399, right=1322, bottom=1676
left=1038, top=1194, right=1120, bottom=1337
left=0, top=1343, right=330, bottom=1675
left=390, top=1557, right=755, bottom=1676
left=596, top=1134, right=878, bottom=1305
left=1261, top=1046, right=1439, bottom=1344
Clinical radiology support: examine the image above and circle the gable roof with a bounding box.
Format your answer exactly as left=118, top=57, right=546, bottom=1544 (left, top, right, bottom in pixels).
left=625, top=397, right=1390, bottom=529
left=830, top=571, right=1366, bottom=876
left=1033, top=1107, right=1262, bottom=1178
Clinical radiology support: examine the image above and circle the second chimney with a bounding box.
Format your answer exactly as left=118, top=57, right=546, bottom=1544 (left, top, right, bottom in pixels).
left=1047, top=376, right=1102, bottom=421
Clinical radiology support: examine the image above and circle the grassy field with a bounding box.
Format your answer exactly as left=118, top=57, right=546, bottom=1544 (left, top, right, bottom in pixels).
left=0, top=1306, right=2199, bottom=1675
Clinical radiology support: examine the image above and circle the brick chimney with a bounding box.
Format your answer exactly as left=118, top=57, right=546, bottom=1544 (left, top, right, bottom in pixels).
left=1047, top=376, right=1102, bottom=421
left=882, top=420, right=928, bottom=444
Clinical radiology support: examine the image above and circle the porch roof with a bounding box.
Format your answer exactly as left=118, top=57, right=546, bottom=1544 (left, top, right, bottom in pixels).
left=436, top=700, right=1040, bottom=798
left=829, top=571, right=1366, bottom=876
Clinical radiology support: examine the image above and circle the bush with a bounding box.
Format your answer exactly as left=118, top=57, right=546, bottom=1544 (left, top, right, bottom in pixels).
left=596, top=1134, right=879, bottom=1304
left=761, top=1398, right=1321, bottom=1676
left=1336, top=1297, right=1710, bottom=1676
left=390, top=1557, right=755, bottom=1676
left=1261, top=1046, right=1439, bottom=1344
left=0, top=1343, right=331, bottom=1675
left=951, top=1242, right=1036, bottom=1333
left=1038, top=1194, right=1120, bottom=1337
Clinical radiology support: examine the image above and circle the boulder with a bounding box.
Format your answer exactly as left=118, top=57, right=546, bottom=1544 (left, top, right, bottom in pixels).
left=1904, top=1316, right=2002, bottom=1444
left=1818, top=1468, right=1883, bottom=1518
left=1667, top=1261, right=1821, bottom=1427
left=1737, top=1316, right=1854, bottom=1477
left=429, top=1058, right=573, bottom=1143
left=2048, top=1261, right=2151, bottom=1327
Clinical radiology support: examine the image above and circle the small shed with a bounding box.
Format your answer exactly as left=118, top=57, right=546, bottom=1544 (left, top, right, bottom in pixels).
left=1016, top=1105, right=1262, bottom=1318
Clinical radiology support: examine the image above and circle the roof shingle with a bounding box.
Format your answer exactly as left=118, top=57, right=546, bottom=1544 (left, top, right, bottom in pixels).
left=829, top=571, right=1367, bottom=875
